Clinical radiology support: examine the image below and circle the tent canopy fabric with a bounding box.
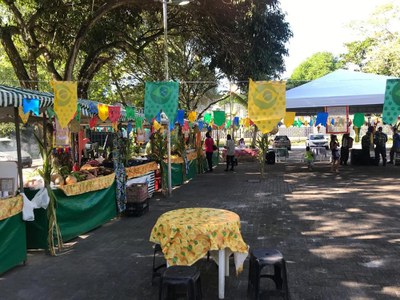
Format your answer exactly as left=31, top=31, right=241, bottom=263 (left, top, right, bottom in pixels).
left=0, top=85, right=53, bottom=108
left=286, top=69, right=397, bottom=115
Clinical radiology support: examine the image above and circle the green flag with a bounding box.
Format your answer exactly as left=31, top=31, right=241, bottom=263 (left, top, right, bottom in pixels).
left=213, top=111, right=226, bottom=126
left=125, top=106, right=136, bottom=120
left=225, top=120, right=231, bottom=128
left=144, top=81, right=179, bottom=125
left=46, top=107, right=55, bottom=118
left=353, top=113, right=365, bottom=128
left=204, top=113, right=212, bottom=124
left=135, top=116, right=143, bottom=129
left=383, top=79, right=400, bottom=125
left=74, top=104, right=81, bottom=122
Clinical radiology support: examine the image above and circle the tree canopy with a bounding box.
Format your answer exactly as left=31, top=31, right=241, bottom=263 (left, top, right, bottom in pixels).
left=0, top=0, right=292, bottom=110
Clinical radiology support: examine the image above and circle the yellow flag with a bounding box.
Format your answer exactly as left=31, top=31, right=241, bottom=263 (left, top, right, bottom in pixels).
left=243, top=117, right=250, bottom=127
left=284, top=112, right=296, bottom=128
left=19, top=106, right=29, bottom=124
left=98, top=104, right=109, bottom=121
left=51, top=81, right=78, bottom=129
left=188, top=111, right=197, bottom=123
left=248, top=79, right=286, bottom=134
left=153, top=120, right=162, bottom=131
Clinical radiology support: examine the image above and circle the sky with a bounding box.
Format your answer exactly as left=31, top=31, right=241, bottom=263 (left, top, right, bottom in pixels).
left=279, top=0, right=392, bottom=78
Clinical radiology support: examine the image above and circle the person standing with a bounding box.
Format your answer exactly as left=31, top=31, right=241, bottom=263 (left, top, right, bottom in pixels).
left=304, top=146, right=315, bottom=171
left=374, top=126, right=388, bottom=166
left=225, top=134, right=235, bottom=171
left=204, top=131, right=215, bottom=172
left=361, top=126, right=374, bottom=165
left=388, top=127, right=400, bottom=164
left=330, top=134, right=340, bottom=173
left=340, top=133, right=353, bottom=165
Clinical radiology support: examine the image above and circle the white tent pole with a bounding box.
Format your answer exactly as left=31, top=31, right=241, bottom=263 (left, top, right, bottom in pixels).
left=13, top=107, right=24, bottom=193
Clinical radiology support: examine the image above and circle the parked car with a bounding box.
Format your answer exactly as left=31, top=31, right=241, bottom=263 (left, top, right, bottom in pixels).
left=0, top=138, right=32, bottom=168
left=272, top=135, right=291, bottom=150
left=306, top=134, right=329, bottom=149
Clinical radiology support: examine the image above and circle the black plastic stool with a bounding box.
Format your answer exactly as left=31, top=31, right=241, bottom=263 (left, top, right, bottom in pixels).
left=152, top=244, right=167, bottom=285
left=247, top=248, right=289, bottom=300
left=159, top=265, right=202, bottom=300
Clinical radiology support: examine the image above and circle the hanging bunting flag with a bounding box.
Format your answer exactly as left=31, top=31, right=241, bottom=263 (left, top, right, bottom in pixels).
left=383, top=79, right=400, bottom=125
left=207, top=125, right=212, bottom=132
left=204, top=113, right=212, bottom=124
left=243, top=118, right=250, bottom=127
left=23, top=98, right=40, bottom=116
left=127, top=122, right=133, bottom=136
left=225, top=119, right=231, bottom=129
left=188, top=111, right=197, bottom=123
left=89, top=115, right=98, bottom=129
left=19, top=106, right=29, bottom=124
left=135, top=116, right=143, bottom=129
left=330, top=118, right=335, bottom=125
left=98, top=104, right=109, bottom=121
left=108, top=106, right=121, bottom=122
left=89, top=102, right=98, bottom=114
left=74, top=104, right=81, bottom=122
left=46, top=107, right=55, bottom=119
left=125, top=106, right=135, bottom=120
left=213, top=111, right=226, bottom=126
left=153, top=120, right=162, bottom=131
left=284, top=112, right=296, bottom=128
left=155, top=111, right=161, bottom=123
left=247, top=79, right=286, bottom=133
left=51, top=81, right=78, bottom=129
left=353, top=113, right=365, bottom=128
left=176, top=109, right=185, bottom=126
left=315, top=112, right=328, bottom=126
left=144, top=81, right=179, bottom=126
left=198, top=120, right=204, bottom=130
left=233, top=116, right=240, bottom=127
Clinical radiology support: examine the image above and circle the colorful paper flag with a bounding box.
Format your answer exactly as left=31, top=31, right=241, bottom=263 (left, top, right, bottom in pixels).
left=284, top=112, right=296, bottom=128
left=23, top=98, right=40, bottom=116
left=19, top=106, right=29, bottom=124
left=125, top=106, right=135, bottom=120
left=353, top=113, right=365, bottom=128
left=315, top=112, right=328, bottom=126
left=98, top=104, right=109, bottom=121
left=247, top=79, right=286, bottom=133
left=108, top=106, right=121, bottom=122
left=213, top=111, right=226, bottom=126
left=188, top=111, right=197, bottom=123
left=51, top=81, right=78, bottom=129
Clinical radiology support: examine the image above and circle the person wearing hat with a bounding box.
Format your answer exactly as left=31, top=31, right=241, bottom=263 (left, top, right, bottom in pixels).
left=374, top=126, right=388, bottom=166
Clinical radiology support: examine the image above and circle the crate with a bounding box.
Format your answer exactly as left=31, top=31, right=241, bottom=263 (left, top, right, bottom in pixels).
left=125, top=199, right=149, bottom=217
left=126, top=183, right=148, bottom=203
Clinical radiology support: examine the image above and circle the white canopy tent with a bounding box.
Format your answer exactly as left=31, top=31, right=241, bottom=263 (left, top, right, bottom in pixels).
left=286, top=69, right=397, bottom=115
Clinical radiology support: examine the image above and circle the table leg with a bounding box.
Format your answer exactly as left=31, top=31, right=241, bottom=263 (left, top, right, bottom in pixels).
left=219, top=248, right=225, bottom=299
left=225, top=250, right=229, bottom=276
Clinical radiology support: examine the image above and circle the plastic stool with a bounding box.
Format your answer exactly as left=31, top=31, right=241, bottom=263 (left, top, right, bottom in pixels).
left=152, top=244, right=167, bottom=285
left=247, top=248, right=289, bottom=300
left=159, top=265, right=202, bottom=300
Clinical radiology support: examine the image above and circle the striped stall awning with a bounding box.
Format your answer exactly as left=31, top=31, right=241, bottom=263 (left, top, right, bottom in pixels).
left=0, top=85, right=54, bottom=108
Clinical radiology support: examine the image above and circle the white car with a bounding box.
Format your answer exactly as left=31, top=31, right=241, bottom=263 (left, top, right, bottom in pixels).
left=306, top=134, right=329, bottom=149
left=0, top=138, right=33, bottom=168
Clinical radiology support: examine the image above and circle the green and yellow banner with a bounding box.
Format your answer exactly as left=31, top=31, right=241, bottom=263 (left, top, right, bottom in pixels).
left=248, top=79, right=286, bottom=133
left=383, top=79, right=400, bottom=125
left=51, top=81, right=78, bottom=129
left=144, top=81, right=179, bottom=126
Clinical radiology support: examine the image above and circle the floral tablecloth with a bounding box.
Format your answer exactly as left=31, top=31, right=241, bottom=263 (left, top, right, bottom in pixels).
left=150, top=207, right=248, bottom=272
left=0, top=195, right=23, bottom=221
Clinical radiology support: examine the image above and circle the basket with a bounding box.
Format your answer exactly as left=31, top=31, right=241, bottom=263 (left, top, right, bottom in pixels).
left=126, top=183, right=148, bottom=203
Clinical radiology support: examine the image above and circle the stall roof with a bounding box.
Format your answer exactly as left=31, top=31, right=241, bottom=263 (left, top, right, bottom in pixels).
left=286, top=69, right=397, bottom=115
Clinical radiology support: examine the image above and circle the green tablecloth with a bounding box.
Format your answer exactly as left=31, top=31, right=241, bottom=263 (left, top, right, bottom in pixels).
left=25, top=182, right=117, bottom=249
left=0, top=212, right=26, bottom=274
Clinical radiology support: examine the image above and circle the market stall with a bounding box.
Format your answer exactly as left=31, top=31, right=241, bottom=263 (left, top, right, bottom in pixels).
left=0, top=195, right=26, bottom=274
left=25, top=174, right=116, bottom=249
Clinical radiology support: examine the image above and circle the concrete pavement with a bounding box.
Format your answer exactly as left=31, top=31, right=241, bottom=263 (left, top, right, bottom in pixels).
left=1, top=149, right=400, bottom=299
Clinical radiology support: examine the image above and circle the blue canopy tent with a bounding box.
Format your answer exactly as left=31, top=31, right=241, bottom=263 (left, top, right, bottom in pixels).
left=286, top=69, right=397, bottom=115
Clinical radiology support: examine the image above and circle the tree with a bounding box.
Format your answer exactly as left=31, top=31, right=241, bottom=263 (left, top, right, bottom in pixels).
left=288, top=52, right=342, bottom=88
left=0, top=0, right=291, bottom=110
left=340, top=2, right=400, bottom=76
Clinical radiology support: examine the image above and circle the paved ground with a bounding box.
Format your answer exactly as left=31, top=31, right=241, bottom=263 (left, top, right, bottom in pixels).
left=2, top=149, right=400, bottom=300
